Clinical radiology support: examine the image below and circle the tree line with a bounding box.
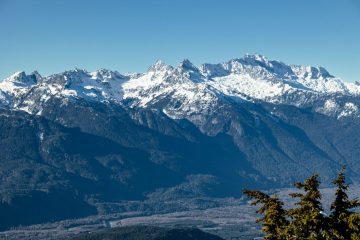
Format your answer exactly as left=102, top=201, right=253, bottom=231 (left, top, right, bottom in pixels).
left=244, top=166, right=360, bottom=240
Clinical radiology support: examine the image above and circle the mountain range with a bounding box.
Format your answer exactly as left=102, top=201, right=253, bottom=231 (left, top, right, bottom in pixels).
left=1, top=54, right=360, bottom=230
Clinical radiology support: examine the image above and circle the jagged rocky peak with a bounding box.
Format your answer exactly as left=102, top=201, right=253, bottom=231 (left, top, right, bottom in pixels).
left=148, top=60, right=173, bottom=72
left=175, top=59, right=207, bottom=83
left=199, top=62, right=229, bottom=78
left=65, top=68, right=89, bottom=76
left=199, top=54, right=291, bottom=79
left=238, top=54, right=296, bottom=79
left=199, top=54, right=335, bottom=81
left=91, top=68, right=125, bottom=80
left=7, top=71, right=27, bottom=81
left=178, top=59, right=199, bottom=72
left=291, top=65, right=334, bottom=79
left=31, top=71, right=43, bottom=82
left=50, top=68, right=89, bottom=82
left=45, top=68, right=90, bottom=86
left=4, top=71, right=42, bottom=85
left=242, top=53, right=270, bottom=63
left=1, top=54, right=358, bottom=118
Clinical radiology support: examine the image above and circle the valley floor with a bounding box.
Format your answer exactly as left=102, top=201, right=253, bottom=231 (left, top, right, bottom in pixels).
left=0, top=200, right=262, bottom=240
left=1, top=185, right=359, bottom=240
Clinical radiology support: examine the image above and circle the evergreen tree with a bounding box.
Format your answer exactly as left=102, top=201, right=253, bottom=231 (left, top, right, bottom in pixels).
left=243, top=189, right=288, bottom=240
left=287, top=174, right=326, bottom=239
left=244, top=170, right=360, bottom=239
left=348, top=213, right=360, bottom=240
left=329, top=166, right=360, bottom=239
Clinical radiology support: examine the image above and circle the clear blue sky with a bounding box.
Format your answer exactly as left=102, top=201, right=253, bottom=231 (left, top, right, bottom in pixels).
left=1, top=0, right=359, bottom=82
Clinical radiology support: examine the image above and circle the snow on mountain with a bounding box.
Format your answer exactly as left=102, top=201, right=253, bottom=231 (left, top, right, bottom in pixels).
left=1, top=54, right=360, bottom=119
left=347, top=81, right=360, bottom=95
left=0, top=71, right=38, bottom=94
left=122, top=59, right=220, bottom=122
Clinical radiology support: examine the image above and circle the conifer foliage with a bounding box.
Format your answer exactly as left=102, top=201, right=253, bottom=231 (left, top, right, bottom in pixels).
left=244, top=166, right=360, bottom=240
left=243, top=190, right=288, bottom=240
left=329, top=166, right=360, bottom=239
left=287, top=174, right=325, bottom=239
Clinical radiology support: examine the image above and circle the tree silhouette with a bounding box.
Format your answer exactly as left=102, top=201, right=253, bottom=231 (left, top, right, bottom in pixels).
left=243, top=189, right=288, bottom=240
left=244, top=168, right=360, bottom=239
left=329, top=166, right=360, bottom=239
left=287, top=174, right=325, bottom=239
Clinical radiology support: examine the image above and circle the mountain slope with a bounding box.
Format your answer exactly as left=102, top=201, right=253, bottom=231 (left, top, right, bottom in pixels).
left=1, top=54, right=360, bottom=230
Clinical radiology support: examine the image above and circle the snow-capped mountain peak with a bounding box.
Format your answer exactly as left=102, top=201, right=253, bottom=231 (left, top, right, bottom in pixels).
left=176, top=59, right=205, bottom=83
left=0, top=71, right=41, bottom=98
left=7, top=71, right=28, bottom=81
left=3, top=71, right=41, bottom=85
left=243, top=53, right=270, bottom=64
left=178, top=59, right=198, bottom=71
left=291, top=65, right=333, bottom=80
left=1, top=54, right=360, bottom=119
left=148, top=60, right=173, bottom=73
left=90, top=69, right=126, bottom=81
